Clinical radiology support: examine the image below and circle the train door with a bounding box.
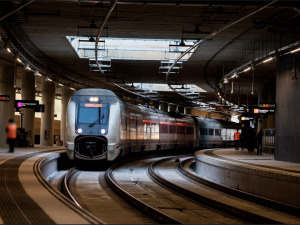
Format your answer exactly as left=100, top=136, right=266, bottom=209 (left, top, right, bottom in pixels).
left=150, top=112, right=159, bottom=150
left=130, top=113, right=137, bottom=152
left=168, top=117, right=176, bottom=149
left=159, top=115, right=169, bottom=150
left=136, top=113, right=143, bottom=152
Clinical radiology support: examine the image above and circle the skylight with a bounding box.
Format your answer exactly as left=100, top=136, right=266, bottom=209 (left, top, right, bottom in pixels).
left=66, top=36, right=198, bottom=61
left=126, top=83, right=206, bottom=93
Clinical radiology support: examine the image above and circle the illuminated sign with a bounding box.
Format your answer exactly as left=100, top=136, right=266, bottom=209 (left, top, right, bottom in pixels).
left=15, top=100, right=39, bottom=109
left=84, top=103, right=102, bottom=107
left=241, top=117, right=254, bottom=121
left=253, top=108, right=275, bottom=114
left=0, top=95, right=10, bottom=101
left=258, top=103, right=276, bottom=109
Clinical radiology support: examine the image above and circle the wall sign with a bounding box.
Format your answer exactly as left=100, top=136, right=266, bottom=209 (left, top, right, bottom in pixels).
left=0, top=95, right=10, bottom=101
left=258, top=103, right=276, bottom=109
left=15, top=100, right=39, bottom=108
left=253, top=108, right=275, bottom=114
left=35, top=104, right=45, bottom=113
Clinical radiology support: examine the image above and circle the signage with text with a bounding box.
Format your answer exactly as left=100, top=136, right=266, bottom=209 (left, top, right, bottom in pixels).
left=253, top=108, right=275, bottom=114
left=15, top=100, right=39, bottom=108
left=0, top=95, right=10, bottom=101
left=35, top=104, right=45, bottom=113
left=258, top=103, right=276, bottom=109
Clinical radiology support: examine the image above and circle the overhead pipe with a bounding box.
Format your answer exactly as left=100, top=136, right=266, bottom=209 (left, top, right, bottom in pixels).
left=165, top=0, right=278, bottom=108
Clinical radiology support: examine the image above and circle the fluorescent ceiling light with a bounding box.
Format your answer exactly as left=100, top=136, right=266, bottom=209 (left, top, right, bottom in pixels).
left=291, top=47, right=300, bottom=53
left=243, top=67, right=251, bottom=72
left=263, top=57, right=273, bottom=63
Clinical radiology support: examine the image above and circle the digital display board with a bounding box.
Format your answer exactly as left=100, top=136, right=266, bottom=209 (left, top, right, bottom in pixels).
left=0, top=95, right=10, bottom=101
left=84, top=103, right=102, bottom=107
left=253, top=108, right=275, bottom=114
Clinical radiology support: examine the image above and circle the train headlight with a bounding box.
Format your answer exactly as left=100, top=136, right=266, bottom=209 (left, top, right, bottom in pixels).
left=89, top=97, right=99, bottom=102
left=89, top=97, right=94, bottom=102
left=78, top=128, right=83, bottom=134
left=101, top=129, right=106, bottom=134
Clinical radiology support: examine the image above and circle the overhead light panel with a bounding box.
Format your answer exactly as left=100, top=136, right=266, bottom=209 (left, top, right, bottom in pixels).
left=58, top=83, right=63, bottom=86
left=4, top=40, right=11, bottom=52
left=263, top=57, right=274, bottom=63
left=291, top=47, right=300, bottom=53
left=243, top=67, right=251, bottom=72
left=224, top=77, right=229, bottom=84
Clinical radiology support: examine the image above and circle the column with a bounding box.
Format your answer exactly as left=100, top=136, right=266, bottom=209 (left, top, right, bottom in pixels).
left=160, top=102, right=168, bottom=112
left=168, top=104, right=177, bottom=113
left=21, top=70, right=35, bottom=146
left=257, top=83, right=268, bottom=131
left=40, top=80, right=55, bottom=146
left=0, top=66, right=15, bottom=148
left=267, top=80, right=276, bottom=129
left=184, top=107, right=192, bottom=114
left=60, top=86, right=74, bottom=144
left=275, top=51, right=300, bottom=163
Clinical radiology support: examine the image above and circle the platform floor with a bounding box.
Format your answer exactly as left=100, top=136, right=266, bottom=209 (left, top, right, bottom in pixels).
left=0, top=145, right=102, bottom=224
left=200, top=148, right=300, bottom=176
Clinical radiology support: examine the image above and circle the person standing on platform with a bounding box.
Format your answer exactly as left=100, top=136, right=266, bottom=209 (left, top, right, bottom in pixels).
left=6, top=119, right=17, bottom=153
left=234, top=129, right=241, bottom=150
left=240, top=132, right=245, bottom=150
left=256, top=129, right=263, bottom=155
left=246, top=127, right=256, bottom=153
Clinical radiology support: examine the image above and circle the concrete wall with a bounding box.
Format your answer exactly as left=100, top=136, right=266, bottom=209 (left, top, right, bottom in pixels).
left=195, top=153, right=300, bottom=207
left=275, top=51, right=300, bottom=163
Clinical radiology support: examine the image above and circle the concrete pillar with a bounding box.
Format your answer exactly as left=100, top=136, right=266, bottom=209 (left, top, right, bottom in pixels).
left=168, top=104, right=177, bottom=113
left=40, top=80, right=55, bottom=146
left=0, top=66, right=15, bottom=148
left=257, top=83, right=268, bottom=131
left=184, top=107, right=192, bottom=114
left=61, top=86, right=74, bottom=143
left=21, top=70, right=35, bottom=146
left=160, top=102, right=168, bottom=112
left=267, top=80, right=276, bottom=129
left=275, top=52, right=300, bottom=163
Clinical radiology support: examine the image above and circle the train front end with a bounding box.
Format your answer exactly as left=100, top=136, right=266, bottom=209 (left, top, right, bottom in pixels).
left=65, top=89, right=121, bottom=161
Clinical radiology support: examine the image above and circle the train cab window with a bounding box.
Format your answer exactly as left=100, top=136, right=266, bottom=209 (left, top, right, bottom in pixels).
left=78, top=103, right=108, bottom=124
left=209, top=129, right=214, bottom=136
left=215, top=129, right=221, bottom=136
left=200, top=128, right=208, bottom=135
left=186, top=127, right=194, bottom=135
left=121, top=115, right=127, bottom=131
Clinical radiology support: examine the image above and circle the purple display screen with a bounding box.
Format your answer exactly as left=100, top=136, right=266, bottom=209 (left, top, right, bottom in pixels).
left=17, top=102, right=22, bottom=107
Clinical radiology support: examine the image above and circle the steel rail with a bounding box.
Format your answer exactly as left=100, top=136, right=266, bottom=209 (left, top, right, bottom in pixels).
left=148, top=156, right=284, bottom=224
left=165, top=0, right=278, bottom=107
left=179, top=157, right=300, bottom=218
left=105, top=156, right=182, bottom=224
left=62, top=167, right=82, bottom=209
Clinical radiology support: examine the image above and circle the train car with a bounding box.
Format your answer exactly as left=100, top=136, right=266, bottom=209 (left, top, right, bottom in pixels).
left=65, top=88, right=241, bottom=162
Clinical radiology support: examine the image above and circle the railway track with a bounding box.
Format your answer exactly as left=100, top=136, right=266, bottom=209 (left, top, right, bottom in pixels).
left=179, top=157, right=300, bottom=218
left=148, top=156, right=300, bottom=224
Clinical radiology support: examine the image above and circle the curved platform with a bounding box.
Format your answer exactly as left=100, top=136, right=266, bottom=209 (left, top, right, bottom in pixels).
left=0, top=146, right=104, bottom=224
left=195, top=148, right=300, bottom=208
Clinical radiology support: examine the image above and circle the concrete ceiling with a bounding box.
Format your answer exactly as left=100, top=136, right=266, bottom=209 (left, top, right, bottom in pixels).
left=0, top=0, right=300, bottom=110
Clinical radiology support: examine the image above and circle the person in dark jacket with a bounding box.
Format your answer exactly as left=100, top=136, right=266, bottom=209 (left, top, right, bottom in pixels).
left=246, top=127, right=256, bottom=153
left=240, top=132, right=245, bottom=150
left=256, top=129, right=263, bottom=155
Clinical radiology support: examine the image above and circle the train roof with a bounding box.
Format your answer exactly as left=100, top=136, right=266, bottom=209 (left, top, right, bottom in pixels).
left=73, top=89, right=117, bottom=97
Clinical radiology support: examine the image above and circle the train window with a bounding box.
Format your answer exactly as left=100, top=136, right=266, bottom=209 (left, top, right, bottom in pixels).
left=200, top=128, right=208, bottom=135
left=130, top=117, right=136, bottom=129
left=177, top=126, right=185, bottom=134
left=159, top=124, right=168, bottom=133
left=121, top=115, right=127, bottom=131
left=209, top=129, right=214, bottom=136
left=186, top=127, right=194, bottom=135
left=215, top=129, right=221, bottom=136
left=169, top=125, right=176, bottom=134
left=78, top=103, right=108, bottom=124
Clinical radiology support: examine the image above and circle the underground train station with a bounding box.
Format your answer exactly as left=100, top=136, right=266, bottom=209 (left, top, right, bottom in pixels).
left=0, top=0, right=300, bottom=224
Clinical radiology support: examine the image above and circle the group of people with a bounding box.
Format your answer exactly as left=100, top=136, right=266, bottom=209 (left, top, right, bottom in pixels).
left=234, top=128, right=263, bottom=155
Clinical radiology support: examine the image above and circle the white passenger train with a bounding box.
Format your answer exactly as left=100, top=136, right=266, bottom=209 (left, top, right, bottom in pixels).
left=65, top=89, right=241, bottom=162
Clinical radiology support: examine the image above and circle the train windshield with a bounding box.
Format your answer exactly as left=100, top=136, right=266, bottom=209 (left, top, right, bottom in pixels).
left=78, top=103, right=109, bottom=125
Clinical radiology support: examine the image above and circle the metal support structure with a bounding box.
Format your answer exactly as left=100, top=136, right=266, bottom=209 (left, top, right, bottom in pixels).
left=0, top=0, right=34, bottom=21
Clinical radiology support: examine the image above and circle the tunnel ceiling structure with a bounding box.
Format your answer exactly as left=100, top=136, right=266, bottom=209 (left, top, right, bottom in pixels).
left=0, top=0, right=300, bottom=115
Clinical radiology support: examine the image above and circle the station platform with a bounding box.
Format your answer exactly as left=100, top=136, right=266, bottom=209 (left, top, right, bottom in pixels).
left=195, top=148, right=300, bottom=208
left=0, top=146, right=103, bottom=224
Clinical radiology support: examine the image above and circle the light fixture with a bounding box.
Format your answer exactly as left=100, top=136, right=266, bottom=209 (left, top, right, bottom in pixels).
left=89, top=97, right=99, bottom=102
left=58, top=83, right=63, bottom=86
left=70, top=87, right=75, bottom=90
left=224, top=77, right=229, bottom=84
left=263, top=57, right=273, bottom=63
left=4, top=40, right=11, bottom=52
left=291, top=47, right=300, bottom=53
left=243, top=67, right=251, bottom=72
left=48, top=78, right=52, bottom=82
left=34, top=70, right=39, bottom=76
left=101, top=129, right=106, bottom=134
left=45, top=76, right=49, bottom=81
left=24, top=63, right=30, bottom=70
left=77, top=128, right=83, bottom=134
